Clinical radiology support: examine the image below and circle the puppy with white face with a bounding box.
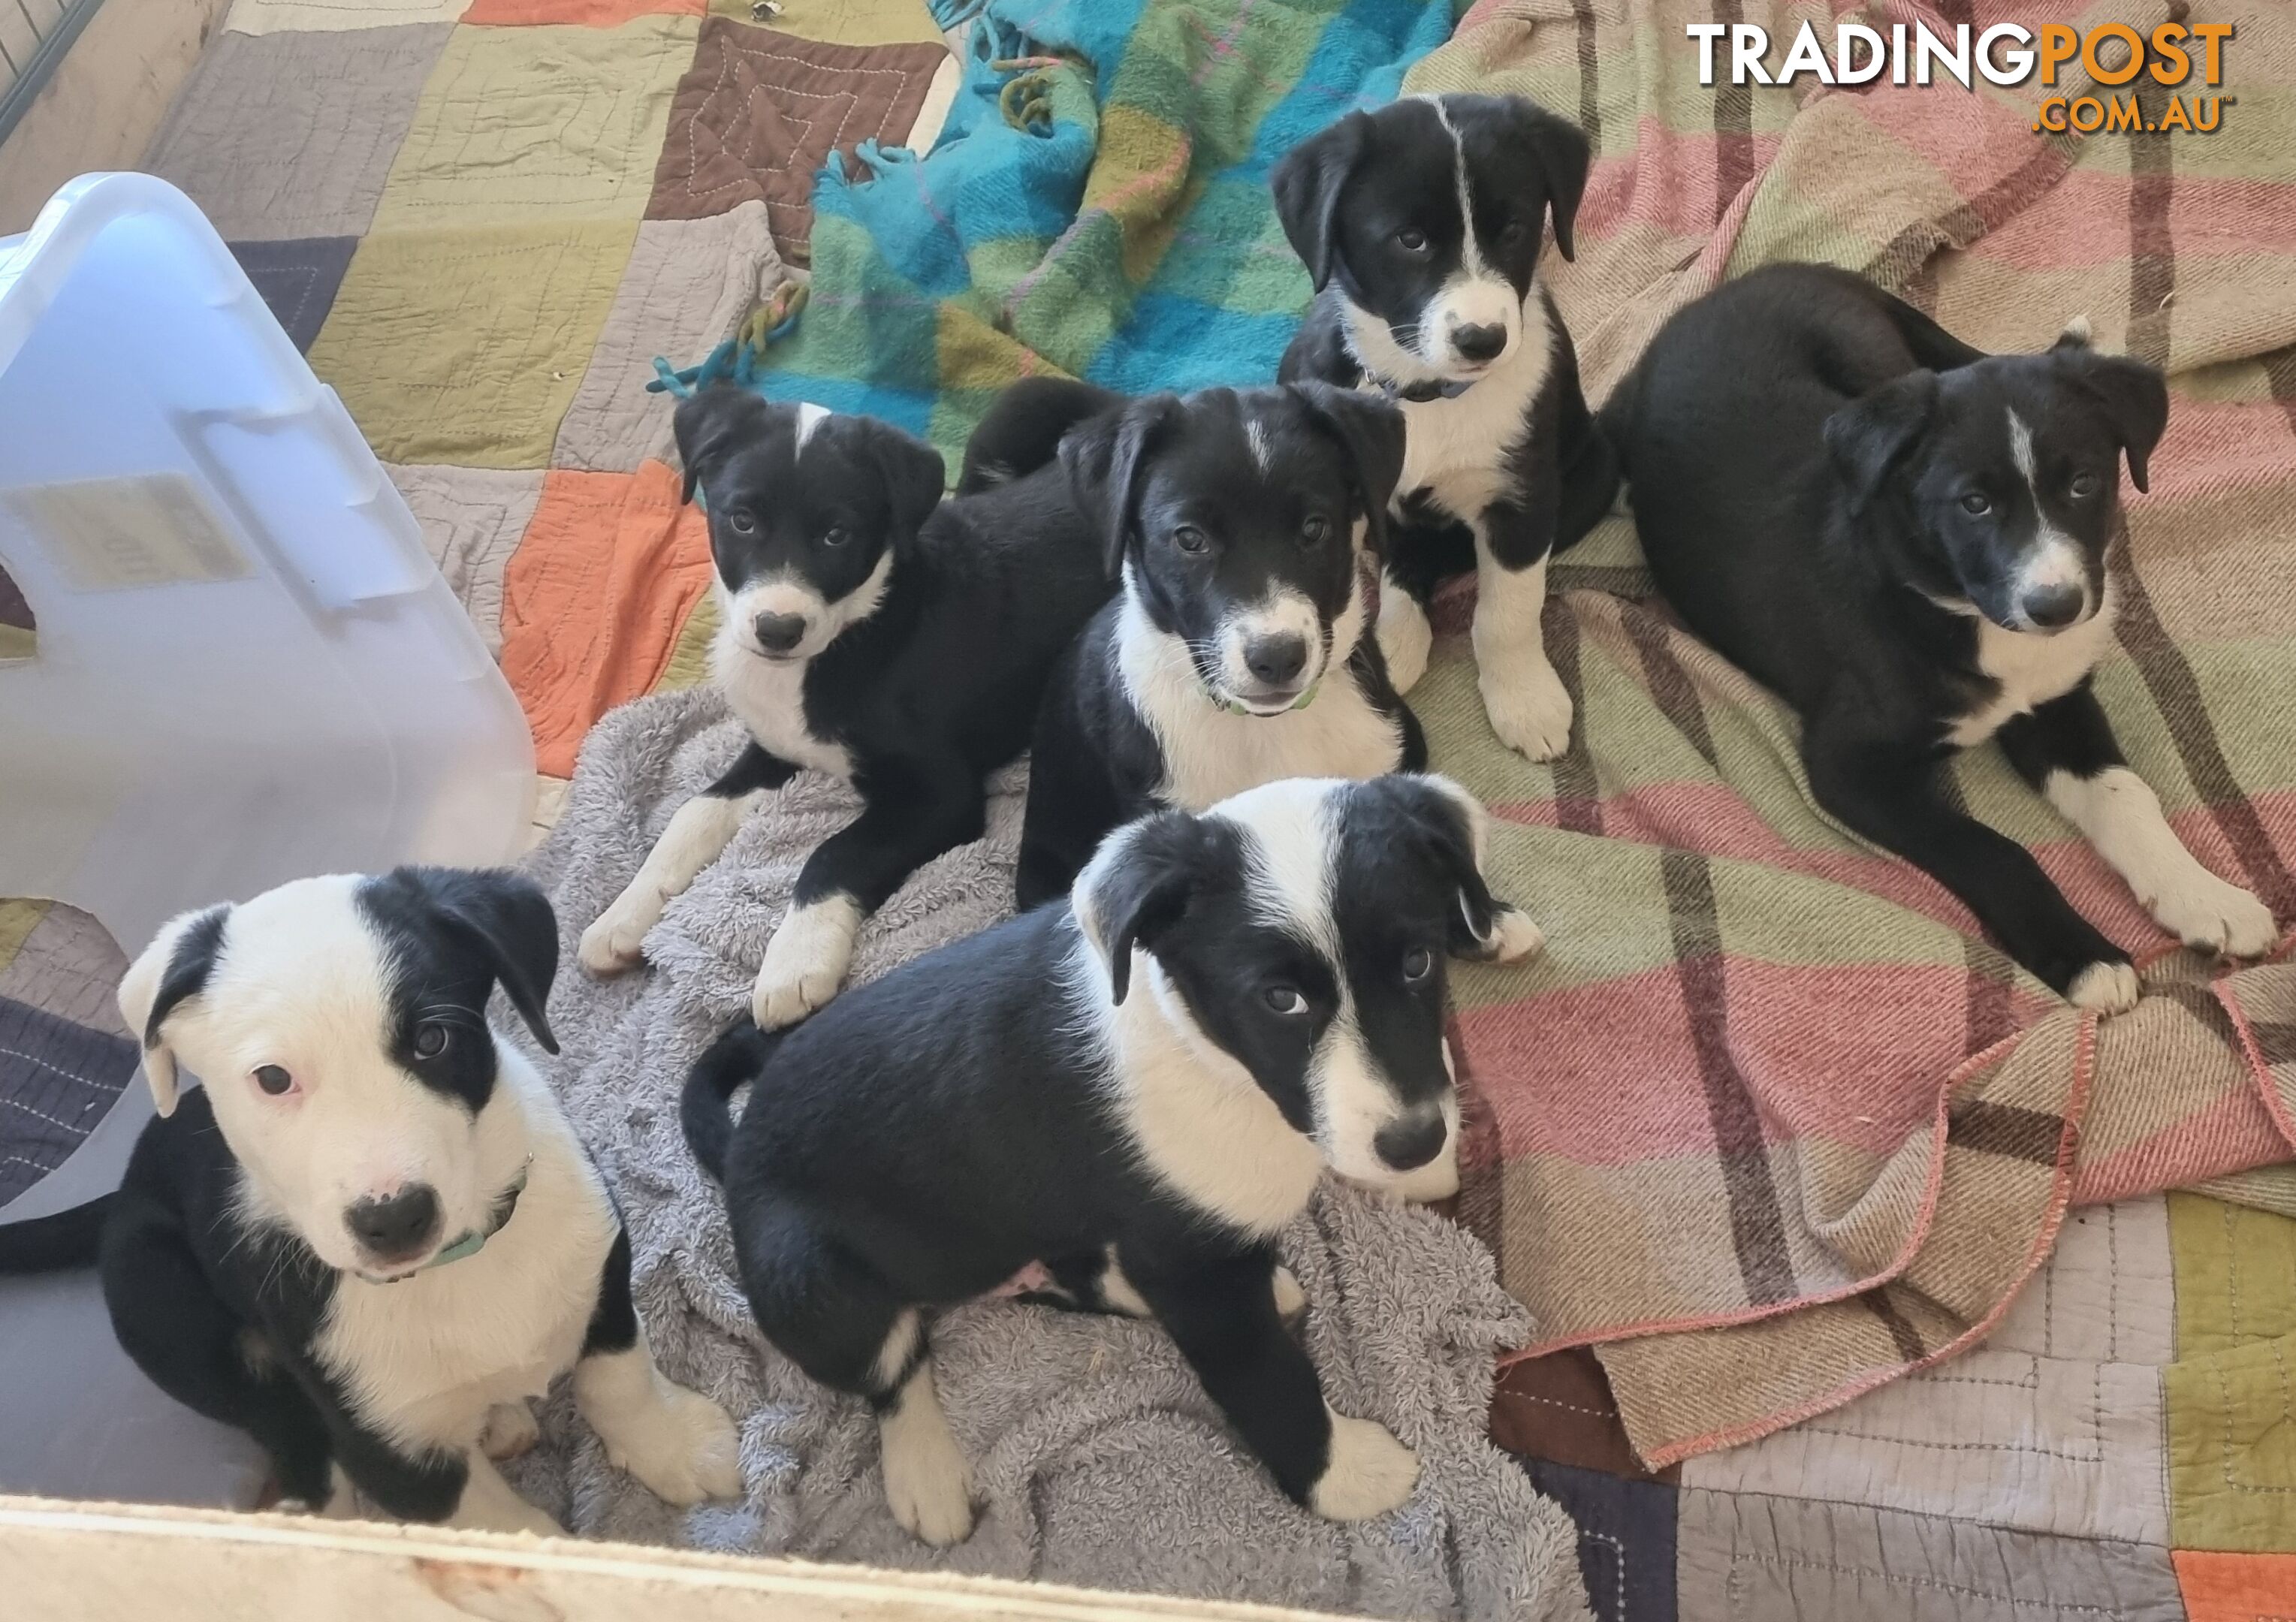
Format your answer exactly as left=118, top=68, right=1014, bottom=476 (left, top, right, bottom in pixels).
left=986, top=378, right=1428, bottom=910
left=581, top=386, right=1111, bottom=1030
left=0, top=870, right=741, bottom=1533
left=1276, top=92, right=1619, bottom=761
left=684, top=773, right=1541, bottom=1543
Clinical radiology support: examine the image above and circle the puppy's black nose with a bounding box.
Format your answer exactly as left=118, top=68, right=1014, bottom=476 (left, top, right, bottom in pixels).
left=1450, top=322, right=1507, bottom=363
left=753, top=611, right=808, bottom=654
left=1374, top=1110, right=1448, bottom=1172
left=2021, top=583, right=2085, bottom=629
left=346, top=1185, right=441, bottom=1261
left=1244, top=632, right=1308, bottom=688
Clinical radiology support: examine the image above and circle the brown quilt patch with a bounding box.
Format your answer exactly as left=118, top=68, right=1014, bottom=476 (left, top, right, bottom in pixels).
left=645, top=18, right=946, bottom=261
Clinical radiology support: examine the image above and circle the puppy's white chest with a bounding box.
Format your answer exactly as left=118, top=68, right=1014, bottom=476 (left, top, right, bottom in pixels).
left=1146, top=680, right=1403, bottom=812
left=713, top=625, right=854, bottom=781
left=1387, top=301, right=1551, bottom=520
left=1950, top=593, right=2119, bottom=748
left=315, top=1145, right=616, bottom=1452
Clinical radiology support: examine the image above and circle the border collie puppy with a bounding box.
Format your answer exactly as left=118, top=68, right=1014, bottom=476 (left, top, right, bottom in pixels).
left=0, top=870, right=741, bottom=1533
left=1602, top=264, right=2279, bottom=1007
left=682, top=774, right=1543, bottom=1544
left=1274, top=92, right=1616, bottom=761
left=580, top=386, right=1112, bottom=1028
left=968, top=376, right=1426, bottom=910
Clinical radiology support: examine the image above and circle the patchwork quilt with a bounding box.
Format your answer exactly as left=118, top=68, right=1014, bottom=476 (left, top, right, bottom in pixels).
left=0, top=0, right=2292, bottom=1616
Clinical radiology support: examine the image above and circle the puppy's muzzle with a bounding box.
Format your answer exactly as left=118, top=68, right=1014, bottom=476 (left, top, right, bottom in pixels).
left=1373, top=1108, right=1448, bottom=1173
left=345, top=1183, right=442, bottom=1268
left=753, top=611, right=809, bottom=656
left=1449, top=321, right=1507, bottom=366
left=2020, top=582, right=2086, bottom=632
left=1243, top=632, right=1309, bottom=690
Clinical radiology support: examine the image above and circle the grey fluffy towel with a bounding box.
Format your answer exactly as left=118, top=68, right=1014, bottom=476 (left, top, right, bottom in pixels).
left=508, top=686, right=1592, bottom=1622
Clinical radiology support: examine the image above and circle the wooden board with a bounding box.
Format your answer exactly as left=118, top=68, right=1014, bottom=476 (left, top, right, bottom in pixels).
left=0, top=1495, right=1344, bottom=1622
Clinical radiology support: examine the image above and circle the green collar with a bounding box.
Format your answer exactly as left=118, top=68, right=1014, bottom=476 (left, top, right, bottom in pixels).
left=1216, top=680, right=1320, bottom=718
left=366, top=1162, right=529, bottom=1283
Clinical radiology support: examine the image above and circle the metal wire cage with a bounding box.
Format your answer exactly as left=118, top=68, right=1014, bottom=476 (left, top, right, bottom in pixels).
left=0, top=0, right=106, bottom=151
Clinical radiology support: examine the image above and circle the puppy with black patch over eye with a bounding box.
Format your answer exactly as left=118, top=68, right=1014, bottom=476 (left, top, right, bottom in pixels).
left=965, top=376, right=1428, bottom=911
left=0, top=869, right=742, bottom=1534
left=1274, top=92, right=1619, bottom=762
left=579, top=385, right=1112, bottom=1030
left=680, top=773, right=1543, bottom=1545
left=1603, top=262, right=2282, bottom=1010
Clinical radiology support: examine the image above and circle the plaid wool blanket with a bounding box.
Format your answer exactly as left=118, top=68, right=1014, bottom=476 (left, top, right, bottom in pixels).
left=1401, top=0, right=2296, bottom=1487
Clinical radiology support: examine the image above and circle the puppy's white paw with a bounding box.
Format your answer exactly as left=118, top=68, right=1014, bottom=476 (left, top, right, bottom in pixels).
left=752, top=896, right=861, bottom=1030
left=1485, top=903, right=1544, bottom=964
left=606, top=1383, right=743, bottom=1506
left=880, top=1383, right=974, bottom=1546
left=1272, top=1265, right=1308, bottom=1325
left=1480, top=661, right=1573, bottom=761
left=2145, top=867, right=2279, bottom=958
left=2068, top=959, right=2141, bottom=1014
left=480, top=1401, right=541, bottom=1461
left=1377, top=589, right=1432, bottom=695
left=579, top=893, right=657, bottom=976
left=1308, top=1409, right=1420, bottom=1521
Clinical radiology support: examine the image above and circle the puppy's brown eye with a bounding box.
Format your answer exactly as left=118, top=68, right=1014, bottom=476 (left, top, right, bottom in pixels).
left=2069, top=472, right=2100, bottom=498
left=1263, top=986, right=1308, bottom=1016
left=1960, top=493, right=1991, bottom=516
left=412, top=1024, right=450, bottom=1061
left=1396, top=228, right=1429, bottom=253
left=1173, top=526, right=1208, bottom=554
left=820, top=526, right=848, bottom=547
left=1402, top=947, right=1433, bottom=981
left=728, top=511, right=756, bottom=534
left=1301, top=514, right=1332, bottom=546
left=254, top=1065, right=294, bottom=1096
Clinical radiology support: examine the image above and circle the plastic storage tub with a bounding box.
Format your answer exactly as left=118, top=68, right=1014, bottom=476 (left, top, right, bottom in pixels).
left=0, top=173, right=535, bottom=1503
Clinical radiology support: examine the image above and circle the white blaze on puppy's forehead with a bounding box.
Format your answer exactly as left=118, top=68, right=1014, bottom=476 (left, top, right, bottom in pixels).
left=792, top=402, right=829, bottom=454
left=1245, top=415, right=1272, bottom=474
left=1218, top=777, right=1345, bottom=957
left=1423, top=96, right=1483, bottom=277
left=2005, top=407, right=2088, bottom=598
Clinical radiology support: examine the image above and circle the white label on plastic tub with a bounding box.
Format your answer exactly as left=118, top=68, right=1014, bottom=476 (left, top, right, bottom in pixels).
left=6, top=473, right=251, bottom=592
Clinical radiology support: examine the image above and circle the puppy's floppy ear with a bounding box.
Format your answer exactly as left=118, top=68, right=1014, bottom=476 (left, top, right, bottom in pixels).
left=1378, top=775, right=1543, bottom=964
left=391, top=867, right=561, bottom=1055
left=858, top=415, right=948, bottom=538
left=1272, top=110, right=1370, bottom=292
left=1497, top=95, right=1591, bottom=264
left=671, top=385, right=762, bottom=505
left=1293, top=381, right=1404, bottom=557
left=1072, top=811, right=1204, bottom=1005
left=1061, top=393, right=1180, bottom=579
left=2056, top=346, right=2169, bottom=494
left=1822, top=369, right=1940, bottom=515
left=118, top=906, right=231, bottom=1117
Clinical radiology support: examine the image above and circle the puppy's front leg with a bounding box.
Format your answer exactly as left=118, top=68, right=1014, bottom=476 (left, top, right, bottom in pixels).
left=582, top=743, right=795, bottom=975
left=1471, top=499, right=1571, bottom=761
left=327, top=1419, right=559, bottom=1536
left=1806, top=723, right=2138, bottom=1011
left=1999, top=684, right=2278, bottom=957
left=450, top=1452, right=563, bottom=1536
left=753, top=769, right=985, bottom=1029
left=1120, top=1244, right=1418, bottom=1521
left=572, top=1227, right=743, bottom=1506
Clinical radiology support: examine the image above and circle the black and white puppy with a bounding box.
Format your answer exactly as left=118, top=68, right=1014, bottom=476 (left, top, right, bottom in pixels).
left=1275, top=92, right=1615, bottom=761
left=1602, top=263, right=2279, bottom=1007
left=580, top=387, right=1112, bottom=1027
left=0, top=870, right=740, bottom=1533
left=973, top=376, right=1427, bottom=910
left=682, top=774, right=1543, bottom=1544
